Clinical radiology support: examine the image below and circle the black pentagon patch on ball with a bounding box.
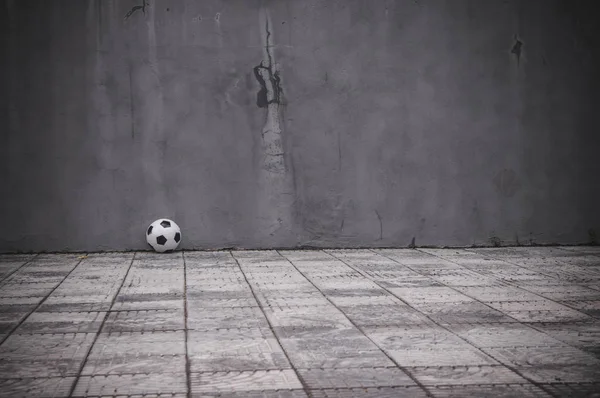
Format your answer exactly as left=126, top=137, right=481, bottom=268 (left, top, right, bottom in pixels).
left=174, top=232, right=181, bottom=243
left=147, top=226, right=153, bottom=235
left=160, top=220, right=171, bottom=228
left=156, top=235, right=167, bottom=245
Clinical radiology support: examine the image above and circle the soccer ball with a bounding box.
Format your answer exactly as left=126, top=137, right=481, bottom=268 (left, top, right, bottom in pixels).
left=146, top=219, right=181, bottom=252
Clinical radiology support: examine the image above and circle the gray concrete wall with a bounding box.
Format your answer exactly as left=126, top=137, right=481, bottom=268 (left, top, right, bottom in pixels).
left=1, top=0, right=599, bottom=252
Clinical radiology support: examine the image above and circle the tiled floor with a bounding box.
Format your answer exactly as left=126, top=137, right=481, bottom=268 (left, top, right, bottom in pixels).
left=0, top=246, right=599, bottom=397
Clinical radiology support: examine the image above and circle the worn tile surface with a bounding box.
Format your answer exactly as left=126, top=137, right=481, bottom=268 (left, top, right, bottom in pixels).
left=0, top=248, right=599, bottom=396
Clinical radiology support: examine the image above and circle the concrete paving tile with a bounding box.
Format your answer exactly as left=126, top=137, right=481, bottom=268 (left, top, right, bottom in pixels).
left=340, top=305, right=432, bottom=326
left=193, top=391, right=308, bottom=398
left=184, top=250, right=235, bottom=263
left=528, top=322, right=600, bottom=350
left=73, top=373, right=187, bottom=396
left=38, top=295, right=113, bottom=312
left=429, top=384, right=552, bottom=397
left=447, top=323, right=566, bottom=348
left=308, top=275, right=367, bottom=284
left=246, top=272, right=310, bottom=286
left=376, top=277, right=445, bottom=288
left=364, top=325, right=470, bottom=350
left=438, top=275, right=525, bottom=286
left=409, top=365, right=528, bottom=385
left=112, top=293, right=184, bottom=310
left=524, top=285, right=600, bottom=301
left=586, top=283, right=600, bottom=291
left=0, top=283, right=55, bottom=297
left=388, top=287, right=474, bottom=304
left=309, top=386, right=429, bottom=398
left=298, top=367, right=415, bottom=388
left=560, top=300, right=600, bottom=318
left=188, top=332, right=290, bottom=372
left=485, top=300, right=571, bottom=312
left=239, top=262, right=296, bottom=270
left=328, top=294, right=404, bottom=307
left=415, top=268, right=492, bottom=279
left=516, top=364, right=600, bottom=383
left=240, top=266, right=298, bottom=275
left=0, top=305, right=33, bottom=333
left=190, top=327, right=275, bottom=340
left=4, top=272, right=65, bottom=284
left=188, top=307, right=269, bottom=330
left=51, top=283, right=120, bottom=298
left=415, top=302, right=515, bottom=324
left=320, top=288, right=390, bottom=297
left=186, top=269, right=244, bottom=279
left=304, top=278, right=381, bottom=290
left=264, top=306, right=352, bottom=329
left=515, top=281, right=600, bottom=294
left=29, top=254, right=82, bottom=265
left=187, top=290, right=256, bottom=300
left=250, top=283, right=317, bottom=292
left=0, top=377, right=76, bottom=398
left=279, top=250, right=332, bottom=260
left=482, top=345, right=600, bottom=367
left=0, top=296, right=44, bottom=305
left=16, top=311, right=105, bottom=334
left=102, top=309, right=184, bottom=332
left=119, top=284, right=184, bottom=296
left=539, top=382, right=600, bottom=397
left=470, top=269, right=549, bottom=283
left=279, top=335, right=394, bottom=368
left=399, top=261, right=466, bottom=271
left=504, top=309, right=593, bottom=323
left=376, top=247, right=448, bottom=260
left=256, top=295, right=331, bottom=307
left=453, top=286, right=540, bottom=302
left=387, top=348, right=499, bottom=367
left=272, top=326, right=365, bottom=340
left=360, top=268, right=424, bottom=279
left=187, top=281, right=251, bottom=292
left=188, top=298, right=259, bottom=308
left=0, top=333, right=95, bottom=377
left=0, top=254, right=35, bottom=262
left=559, top=246, right=600, bottom=254
left=190, top=370, right=302, bottom=393
left=82, top=331, right=185, bottom=375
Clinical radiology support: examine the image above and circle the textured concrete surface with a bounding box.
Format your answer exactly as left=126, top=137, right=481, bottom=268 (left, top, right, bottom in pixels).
left=1, top=0, right=600, bottom=252
left=1, top=247, right=600, bottom=397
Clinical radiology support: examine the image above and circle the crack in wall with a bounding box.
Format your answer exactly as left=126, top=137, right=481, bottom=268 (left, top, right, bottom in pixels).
left=255, top=7, right=286, bottom=174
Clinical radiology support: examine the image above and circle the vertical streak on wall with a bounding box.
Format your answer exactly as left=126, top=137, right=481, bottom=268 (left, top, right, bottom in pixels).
left=256, top=5, right=293, bottom=243
left=6, top=0, right=18, bottom=180
left=142, top=0, right=169, bottom=216
left=507, top=1, right=525, bottom=240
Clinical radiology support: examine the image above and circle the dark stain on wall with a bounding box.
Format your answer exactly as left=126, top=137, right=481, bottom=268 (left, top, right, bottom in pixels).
left=125, top=0, right=148, bottom=20
left=511, top=35, right=523, bottom=64
left=589, top=228, right=598, bottom=245
left=253, top=62, right=282, bottom=108
left=375, top=209, right=383, bottom=240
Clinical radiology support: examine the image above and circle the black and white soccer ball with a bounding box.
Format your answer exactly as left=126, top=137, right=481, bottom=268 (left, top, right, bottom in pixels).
left=146, top=219, right=181, bottom=253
